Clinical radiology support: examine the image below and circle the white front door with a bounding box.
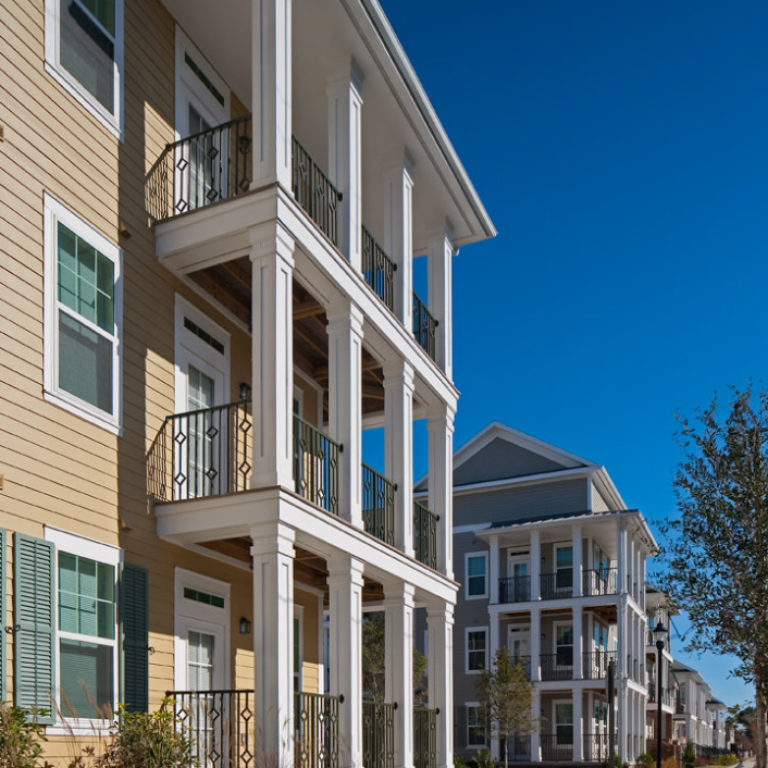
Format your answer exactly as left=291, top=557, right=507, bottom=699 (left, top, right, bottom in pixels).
left=507, top=552, right=530, bottom=601
left=507, top=625, right=530, bottom=659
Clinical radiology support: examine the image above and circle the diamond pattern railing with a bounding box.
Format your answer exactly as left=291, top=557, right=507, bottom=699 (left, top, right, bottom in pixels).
left=361, top=463, right=396, bottom=546
left=363, top=701, right=395, bottom=768
left=293, top=415, right=340, bottom=515
left=295, top=692, right=340, bottom=768
left=292, top=137, right=341, bottom=245
left=413, top=501, right=438, bottom=569
left=413, top=707, right=437, bottom=768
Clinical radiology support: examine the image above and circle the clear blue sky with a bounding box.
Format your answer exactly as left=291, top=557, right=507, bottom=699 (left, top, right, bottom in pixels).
left=379, top=0, right=768, bottom=709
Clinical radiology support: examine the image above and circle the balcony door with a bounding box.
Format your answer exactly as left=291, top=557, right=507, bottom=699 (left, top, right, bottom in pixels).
left=507, top=625, right=530, bottom=675
left=507, top=552, right=530, bottom=602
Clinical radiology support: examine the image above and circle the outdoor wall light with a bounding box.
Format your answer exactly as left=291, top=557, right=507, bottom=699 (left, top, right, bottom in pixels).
left=239, top=382, right=252, bottom=401
left=240, top=616, right=252, bottom=634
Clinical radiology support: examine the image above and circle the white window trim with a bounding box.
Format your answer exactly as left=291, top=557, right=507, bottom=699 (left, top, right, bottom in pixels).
left=466, top=702, right=487, bottom=749
left=465, top=626, right=488, bottom=676
left=44, top=527, right=122, bottom=735
left=553, top=698, right=574, bottom=744
left=44, top=0, right=124, bottom=139
left=464, top=551, right=488, bottom=600
left=43, top=193, right=123, bottom=434
left=553, top=620, right=574, bottom=670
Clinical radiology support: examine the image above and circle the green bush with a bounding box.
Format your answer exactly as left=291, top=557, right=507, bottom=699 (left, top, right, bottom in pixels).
left=0, top=705, right=53, bottom=768
left=683, top=741, right=697, bottom=768
left=636, top=753, right=654, bottom=768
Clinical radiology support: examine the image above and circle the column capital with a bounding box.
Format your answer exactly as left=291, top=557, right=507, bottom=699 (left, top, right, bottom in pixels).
left=327, top=63, right=364, bottom=103
left=382, top=580, right=415, bottom=606
left=382, top=357, right=415, bottom=388
left=382, top=153, right=415, bottom=185
left=249, top=522, right=296, bottom=558
left=249, top=223, right=295, bottom=268
left=426, top=402, right=456, bottom=429
left=326, top=298, right=364, bottom=334
left=425, top=600, right=455, bottom=624
left=327, top=553, right=365, bottom=585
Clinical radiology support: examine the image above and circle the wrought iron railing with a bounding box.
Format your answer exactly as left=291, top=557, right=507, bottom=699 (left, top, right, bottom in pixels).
left=362, top=701, right=394, bottom=768
left=413, top=501, right=438, bottom=569
left=294, top=415, right=340, bottom=515
left=506, top=735, right=531, bottom=762
left=147, top=399, right=252, bottom=502
left=361, top=463, right=396, bottom=546
left=165, top=688, right=256, bottom=768
left=540, top=572, right=573, bottom=600
left=412, top=292, right=437, bottom=361
left=648, top=687, right=674, bottom=707
left=292, top=137, right=341, bottom=245
left=583, top=650, right=617, bottom=680
left=540, top=734, right=573, bottom=762
left=295, top=691, right=340, bottom=768
left=499, top=575, right=531, bottom=603
left=361, top=227, right=396, bottom=311
left=540, top=653, right=573, bottom=681
left=146, top=116, right=252, bottom=223
left=582, top=567, right=618, bottom=596
left=413, top=708, right=437, bottom=768
left=583, top=732, right=612, bottom=762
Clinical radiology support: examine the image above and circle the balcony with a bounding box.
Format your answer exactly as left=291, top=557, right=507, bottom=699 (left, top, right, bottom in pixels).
left=582, top=568, right=618, bottom=596
left=541, top=735, right=573, bottom=762
left=361, top=463, right=396, bottom=547
left=295, top=691, right=340, bottom=768
left=583, top=650, right=617, bottom=680
left=413, top=707, right=437, bottom=768
left=363, top=701, right=395, bottom=768
left=499, top=575, right=531, bottom=603
left=412, top=292, right=437, bottom=360
left=540, top=653, right=573, bottom=681
left=413, top=501, right=439, bottom=569
left=362, top=227, right=396, bottom=312
left=540, top=572, right=573, bottom=600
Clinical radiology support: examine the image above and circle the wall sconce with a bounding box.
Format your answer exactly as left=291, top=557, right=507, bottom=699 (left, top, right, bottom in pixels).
left=239, top=382, right=252, bottom=401
left=239, top=617, right=252, bottom=635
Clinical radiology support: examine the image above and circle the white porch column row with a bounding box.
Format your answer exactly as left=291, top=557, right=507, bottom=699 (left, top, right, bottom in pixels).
left=250, top=225, right=295, bottom=488
left=328, top=555, right=365, bottom=768
left=427, top=231, right=454, bottom=377
left=251, top=0, right=292, bottom=189
left=383, top=159, right=414, bottom=325
left=428, top=404, right=455, bottom=578
left=573, top=691, right=584, bottom=761
left=327, top=301, right=364, bottom=528
left=427, top=602, right=454, bottom=768
left=251, top=523, right=295, bottom=767
left=327, top=68, right=364, bottom=270
left=572, top=525, right=583, bottom=597
left=530, top=530, right=541, bottom=601
left=384, top=583, right=415, bottom=768
left=383, top=359, right=415, bottom=555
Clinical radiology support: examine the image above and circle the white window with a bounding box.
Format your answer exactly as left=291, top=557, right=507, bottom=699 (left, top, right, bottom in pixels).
left=465, top=627, right=488, bottom=674
left=45, top=0, right=124, bottom=137
left=466, top=703, right=486, bottom=748
left=44, top=194, right=122, bottom=433
left=46, top=527, right=120, bottom=727
left=465, top=552, right=488, bottom=599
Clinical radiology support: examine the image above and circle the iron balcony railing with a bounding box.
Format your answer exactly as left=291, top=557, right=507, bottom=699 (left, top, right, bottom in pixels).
left=540, top=572, right=574, bottom=600
left=146, top=115, right=253, bottom=223
left=361, top=463, right=396, bottom=546
left=413, top=501, right=439, bottom=569
left=583, top=732, right=613, bottom=762
left=362, top=701, right=395, bottom=768
left=648, top=686, right=675, bottom=707
left=412, top=292, right=437, bottom=361
left=361, top=226, right=396, bottom=311
left=540, top=653, right=573, bottom=681
left=583, top=650, right=617, bottom=680
left=165, top=688, right=256, bottom=768
left=294, top=415, right=341, bottom=515
left=292, top=137, right=341, bottom=245
left=413, top=708, right=437, bottom=768
left=295, top=691, right=340, bottom=768
left=499, top=575, right=531, bottom=603
left=540, top=735, right=573, bottom=762
left=506, top=735, right=531, bottom=762
left=582, top=567, right=618, bottom=596
left=147, top=399, right=252, bottom=502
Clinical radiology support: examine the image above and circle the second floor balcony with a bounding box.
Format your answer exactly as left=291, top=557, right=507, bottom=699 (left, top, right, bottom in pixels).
left=497, top=567, right=619, bottom=604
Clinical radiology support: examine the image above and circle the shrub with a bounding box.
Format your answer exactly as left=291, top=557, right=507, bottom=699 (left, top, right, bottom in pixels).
left=683, top=742, right=697, bottom=768
left=454, top=756, right=469, bottom=768
left=637, top=753, right=654, bottom=768
left=661, top=756, right=678, bottom=768
left=470, top=750, right=497, bottom=768
left=0, top=705, right=53, bottom=768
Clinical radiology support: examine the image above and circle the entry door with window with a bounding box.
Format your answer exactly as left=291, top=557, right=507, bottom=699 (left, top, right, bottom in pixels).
left=507, top=626, right=530, bottom=676
left=507, top=553, right=530, bottom=602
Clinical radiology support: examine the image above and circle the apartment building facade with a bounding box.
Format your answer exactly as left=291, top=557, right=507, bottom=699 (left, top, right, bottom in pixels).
left=672, top=663, right=729, bottom=753
left=0, top=1, right=495, bottom=766
left=439, top=424, right=656, bottom=765
left=644, top=586, right=677, bottom=750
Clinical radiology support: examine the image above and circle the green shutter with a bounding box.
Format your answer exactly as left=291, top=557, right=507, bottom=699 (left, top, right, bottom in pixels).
left=120, top=563, right=148, bottom=713
left=13, top=533, right=55, bottom=723
left=0, top=528, right=6, bottom=703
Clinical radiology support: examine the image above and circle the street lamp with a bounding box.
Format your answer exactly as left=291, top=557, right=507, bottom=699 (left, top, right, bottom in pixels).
left=653, top=621, right=669, bottom=768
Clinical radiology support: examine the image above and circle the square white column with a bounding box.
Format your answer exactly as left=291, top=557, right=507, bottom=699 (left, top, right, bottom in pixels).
left=530, top=688, right=541, bottom=762
left=383, top=159, right=414, bottom=325
left=427, top=231, right=453, bottom=377
left=573, top=691, right=584, bottom=761
left=384, top=582, right=415, bottom=768
left=617, top=524, right=628, bottom=595
left=530, top=607, right=541, bottom=681
left=250, top=225, right=295, bottom=488
left=573, top=605, right=583, bottom=680
left=251, top=0, right=292, bottom=188
left=489, top=535, right=500, bottom=605
left=427, top=602, right=454, bottom=768
left=250, top=523, right=295, bottom=766
left=327, top=301, right=364, bottom=527
left=427, top=403, right=455, bottom=578
left=530, top=531, right=541, bottom=601
left=328, top=555, right=365, bottom=768
left=327, top=69, right=364, bottom=270
left=572, top=525, right=583, bottom=597
left=383, top=358, right=415, bottom=555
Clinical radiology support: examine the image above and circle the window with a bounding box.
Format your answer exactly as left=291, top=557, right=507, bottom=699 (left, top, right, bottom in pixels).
left=44, top=194, right=122, bottom=432
left=465, top=552, right=488, bottom=599
left=45, top=0, right=123, bottom=135
left=466, top=627, right=487, bottom=673
left=466, top=704, right=486, bottom=748
left=555, top=545, right=573, bottom=592
left=554, top=701, right=573, bottom=746
left=555, top=622, right=573, bottom=669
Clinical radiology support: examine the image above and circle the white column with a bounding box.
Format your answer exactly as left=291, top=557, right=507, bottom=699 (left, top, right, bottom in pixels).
left=530, top=607, right=541, bottom=681
left=617, top=524, right=628, bottom=595
left=327, top=301, right=364, bottom=527
left=383, top=358, right=414, bottom=554
left=572, top=526, right=583, bottom=597
left=250, top=225, right=295, bottom=488
left=628, top=537, right=635, bottom=601
left=530, top=688, right=541, bottom=762
left=384, top=582, right=415, bottom=768
left=427, top=602, right=454, bottom=768
left=617, top=595, right=629, bottom=760
left=251, top=0, right=291, bottom=188
left=328, top=68, right=364, bottom=270
left=427, top=230, right=453, bottom=377
left=530, top=531, right=541, bottom=601
left=383, top=159, right=414, bottom=324
left=574, top=691, right=584, bottom=761
left=573, top=605, right=583, bottom=680
left=328, top=555, right=364, bottom=768
left=489, top=535, right=500, bottom=605
left=251, top=523, right=295, bottom=767
left=427, top=403, right=455, bottom=578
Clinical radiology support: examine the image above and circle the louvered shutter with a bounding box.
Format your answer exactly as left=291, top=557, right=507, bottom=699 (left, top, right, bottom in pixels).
left=0, top=528, right=6, bottom=702
left=13, top=533, right=55, bottom=723
left=120, top=563, right=148, bottom=713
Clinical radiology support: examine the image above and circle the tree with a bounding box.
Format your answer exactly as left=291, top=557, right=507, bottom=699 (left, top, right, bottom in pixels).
left=477, top=647, right=536, bottom=768
left=659, top=386, right=768, bottom=768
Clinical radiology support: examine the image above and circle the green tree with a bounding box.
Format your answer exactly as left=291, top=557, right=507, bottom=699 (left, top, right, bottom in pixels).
left=477, top=647, right=536, bottom=768
left=660, top=386, right=768, bottom=768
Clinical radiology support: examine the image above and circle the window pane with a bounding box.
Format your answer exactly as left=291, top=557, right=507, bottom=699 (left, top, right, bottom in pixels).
left=60, top=639, right=114, bottom=718
left=60, top=0, right=115, bottom=112
left=468, top=556, right=485, bottom=576
left=59, top=311, right=113, bottom=412
left=556, top=547, right=573, bottom=567
left=468, top=575, right=485, bottom=596
left=557, top=625, right=573, bottom=645
left=80, top=0, right=115, bottom=35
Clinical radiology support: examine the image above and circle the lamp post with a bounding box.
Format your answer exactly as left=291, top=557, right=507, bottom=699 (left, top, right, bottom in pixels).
left=653, top=621, right=669, bottom=768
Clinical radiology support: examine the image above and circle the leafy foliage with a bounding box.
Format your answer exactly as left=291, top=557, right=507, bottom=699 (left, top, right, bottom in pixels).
left=0, top=705, right=53, bottom=768
left=636, top=752, right=654, bottom=768
left=682, top=741, right=697, bottom=768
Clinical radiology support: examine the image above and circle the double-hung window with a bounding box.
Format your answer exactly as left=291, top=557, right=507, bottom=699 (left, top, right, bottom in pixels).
left=465, top=552, right=488, bottom=599
left=45, top=0, right=124, bottom=135
left=466, top=628, right=487, bottom=673
left=44, top=194, right=122, bottom=432
left=466, top=704, right=486, bottom=748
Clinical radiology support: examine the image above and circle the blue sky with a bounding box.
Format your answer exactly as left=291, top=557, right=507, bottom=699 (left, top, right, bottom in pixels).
left=378, top=0, right=768, bottom=708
